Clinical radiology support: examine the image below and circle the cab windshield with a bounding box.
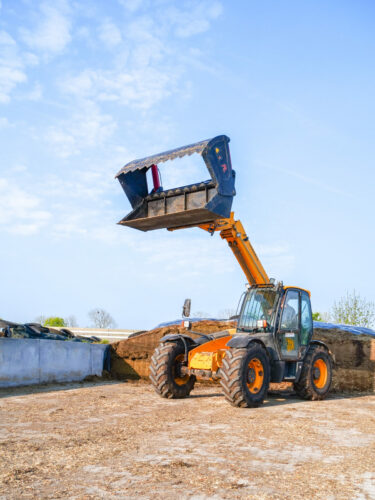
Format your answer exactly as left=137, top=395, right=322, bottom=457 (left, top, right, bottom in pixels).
left=238, top=288, right=279, bottom=332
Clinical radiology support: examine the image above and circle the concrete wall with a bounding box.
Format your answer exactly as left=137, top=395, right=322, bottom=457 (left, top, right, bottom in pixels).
left=0, top=338, right=108, bottom=388
left=55, top=327, right=143, bottom=342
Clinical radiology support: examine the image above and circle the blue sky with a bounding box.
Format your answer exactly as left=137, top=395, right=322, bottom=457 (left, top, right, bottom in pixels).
left=0, top=0, right=374, bottom=329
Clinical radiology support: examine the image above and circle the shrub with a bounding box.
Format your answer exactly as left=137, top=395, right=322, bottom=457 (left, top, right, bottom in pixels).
left=44, top=317, right=66, bottom=327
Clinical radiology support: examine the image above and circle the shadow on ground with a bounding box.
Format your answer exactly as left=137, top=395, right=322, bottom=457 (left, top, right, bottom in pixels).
left=0, top=380, right=124, bottom=399
left=0, top=379, right=372, bottom=407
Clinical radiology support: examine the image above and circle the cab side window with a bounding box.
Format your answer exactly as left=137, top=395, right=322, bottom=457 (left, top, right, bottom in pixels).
left=280, top=290, right=299, bottom=331
left=301, top=292, right=313, bottom=345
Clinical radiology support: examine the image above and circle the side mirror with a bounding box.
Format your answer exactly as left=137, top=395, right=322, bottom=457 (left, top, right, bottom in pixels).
left=182, top=298, right=191, bottom=318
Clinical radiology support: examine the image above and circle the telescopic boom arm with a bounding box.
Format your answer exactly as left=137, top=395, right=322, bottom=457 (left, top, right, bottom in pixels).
left=199, top=213, right=269, bottom=286
left=116, top=135, right=270, bottom=286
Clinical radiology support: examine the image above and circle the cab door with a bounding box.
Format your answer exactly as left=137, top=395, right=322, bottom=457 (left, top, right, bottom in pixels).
left=277, top=289, right=301, bottom=360
left=277, top=289, right=313, bottom=360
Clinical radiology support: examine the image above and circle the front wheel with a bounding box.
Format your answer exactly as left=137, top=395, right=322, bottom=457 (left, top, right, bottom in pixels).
left=149, top=342, right=196, bottom=399
left=294, top=344, right=333, bottom=400
left=220, top=345, right=270, bottom=408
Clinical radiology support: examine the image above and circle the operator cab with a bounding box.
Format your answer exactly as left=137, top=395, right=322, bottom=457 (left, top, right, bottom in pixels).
left=237, top=284, right=313, bottom=362
left=237, top=286, right=279, bottom=334
left=278, top=286, right=313, bottom=360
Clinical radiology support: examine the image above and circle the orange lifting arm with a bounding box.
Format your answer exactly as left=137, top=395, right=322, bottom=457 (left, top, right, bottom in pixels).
left=198, top=212, right=269, bottom=286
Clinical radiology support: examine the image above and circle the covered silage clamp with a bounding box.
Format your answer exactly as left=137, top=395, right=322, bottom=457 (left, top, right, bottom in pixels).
left=0, top=320, right=111, bottom=387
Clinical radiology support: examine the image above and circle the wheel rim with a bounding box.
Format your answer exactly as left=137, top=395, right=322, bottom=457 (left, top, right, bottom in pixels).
left=246, top=358, right=264, bottom=394
left=173, top=354, right=189, bottom=386
left=312, top=358, right=328, bottom=389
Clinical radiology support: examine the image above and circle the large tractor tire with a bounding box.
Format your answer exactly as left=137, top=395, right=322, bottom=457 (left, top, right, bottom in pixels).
left=294, top=344, right=332, bottom=400
left=149, top=342, right=196, bottom=399
left=220, top=345, right=270, bottom=408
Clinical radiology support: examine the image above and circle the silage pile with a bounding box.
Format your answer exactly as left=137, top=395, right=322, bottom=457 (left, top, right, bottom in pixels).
left=110, top=320, right=235, bottom=380
left=312, top=327, right=375, bottom=392
left=110, top=321, right=375, bottom=393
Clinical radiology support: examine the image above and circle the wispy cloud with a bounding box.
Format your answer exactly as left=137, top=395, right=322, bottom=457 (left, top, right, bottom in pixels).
left=257, top=242, right=295, bottom=278
left=60, top=65, right=179, bottom=110
left=257, top=161, right=354, bottom=199
left=46, top=101, right=117, bottom=157
left=0, top=116, right=10, bottom=128
left=20, top=1, right=71, bottom=57
left=21, top=82, right=43, bottom=101
left=138, top=234, right=236, bottom=280
left=0, top=30, right=27, bottom=103
left=0, top=178, right=51, bottom=235
left=1, top=0, right=224, bottom=241
left=98, top=20, right=122, bottom=48
left=119, top=0, right=144, bottom=12
left=59, top=1, right=222, bottom=111
left=277, top=101, right=338, bottom=139
left=165, top=1, right=223, bottom=38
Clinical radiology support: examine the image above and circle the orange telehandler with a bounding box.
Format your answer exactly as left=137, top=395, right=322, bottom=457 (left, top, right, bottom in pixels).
left=116, top=135, right=333, bottom=407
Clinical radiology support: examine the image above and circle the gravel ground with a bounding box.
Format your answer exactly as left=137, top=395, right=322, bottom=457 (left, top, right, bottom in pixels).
left=1, top=381, right=375, bottom=499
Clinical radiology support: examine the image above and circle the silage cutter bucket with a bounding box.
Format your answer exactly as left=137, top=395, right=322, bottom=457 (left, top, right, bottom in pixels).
left=115, top=135, right=236, bottom=231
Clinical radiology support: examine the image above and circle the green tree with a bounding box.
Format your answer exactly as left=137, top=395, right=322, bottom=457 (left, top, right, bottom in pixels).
left=44, top=317, right=66, bottom=327
left=312, top=312, right=322, bottom=321
left=332, top=290, right=375, bottom=328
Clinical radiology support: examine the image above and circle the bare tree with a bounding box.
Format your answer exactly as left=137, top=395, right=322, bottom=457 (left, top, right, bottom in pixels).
left=88, top=308, right=117, bottom=329
left=191, top=311, right=211, bottom=319
left=34, top=315, right=46, bottom=325
left=332, top=290, right=375, bottom=328
left=218, top=308, right=237, bottom=319
left=65, top=315, right=78, bottom=327
left=320, top=311, right=331, bottom=322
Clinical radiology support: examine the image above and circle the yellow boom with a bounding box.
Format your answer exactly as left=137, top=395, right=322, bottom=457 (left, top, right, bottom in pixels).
left=198, top=212, right=269, bottom=286
left=170, top=212, right=269, bottom=286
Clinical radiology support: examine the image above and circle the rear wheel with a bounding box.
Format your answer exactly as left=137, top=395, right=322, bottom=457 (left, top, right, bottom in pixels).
left=294, top=344, right=332, bottom=400
left=220, top=345, right=270, bottom=408
left=149, top=342, right=196, bottom=399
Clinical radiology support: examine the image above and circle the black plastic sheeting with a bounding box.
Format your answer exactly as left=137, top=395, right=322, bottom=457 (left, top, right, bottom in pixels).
left=156, top=317, right=225, bottom=328
left=313, top=321, right=375, bottom=336
left=103, top=346, right=111, bottom=372
left=155, top=318, right=375, bottom=337
left=0, top=321, right=100, bottom=343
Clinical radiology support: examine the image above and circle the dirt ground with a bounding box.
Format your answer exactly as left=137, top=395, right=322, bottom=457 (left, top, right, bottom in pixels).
left=1, top=381, right=375, bottom=499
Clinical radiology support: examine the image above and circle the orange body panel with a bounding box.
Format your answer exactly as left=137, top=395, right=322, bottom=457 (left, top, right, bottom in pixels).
left=188, top=335, right=232, bottom=376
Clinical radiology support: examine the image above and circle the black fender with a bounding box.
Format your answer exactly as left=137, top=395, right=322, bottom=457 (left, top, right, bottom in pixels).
left=227, top=335, right=268, bottom=352
left=309, top=340, right=335, bottom=365
left=160, top=334, right=197, bottom=346
left=227, top=335, right=284, bottom=382
left=159, top=334, right=199, bottom=362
